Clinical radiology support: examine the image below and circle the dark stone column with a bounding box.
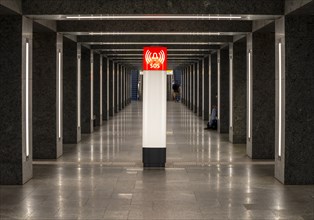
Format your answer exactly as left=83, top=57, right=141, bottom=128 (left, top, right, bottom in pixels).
left=187, top=67, right=190, bottom=108
left=218, top=48, right=230, bottom=133
left=126, top=68, right=129, bottom=105
left=125, top=69, right=129, bottom=105
left=211, top=53, right=218, bottom=109
left=182, top=69, right=185, bottom=104
left=128, top=71, right=132, bottom=104
left=33, top=23, right=62, bottom=159
left=193, top=63, right=197, bottom=113
left=189, top=65, right=193, bottom=109
left=203, top=56, right=210, bottom=121
left=229, top=37, right=247, bottom=144
left=81, top=46, right=93, bottom=133
left=109, top=60, right=115, bottom=116
left=124, top=68, right=127, bottom=105
left=0, top=16, right=33, bottom=184
left=93, top=53, right=101, bottom=126
left=63, top=36, right=80, bottom=144
left=275, top=15, right=314, bottom=184
left=102, top=56, right=109, bottom=120
left=121, top=66, right=125, bottom=109
left=120, top=65, right=123, bottom=110
left=186, top=68, right=188, bottom=106
left=247, top=25, right=276, bottom=159
left=114, top=63, right=119, bottom=113
left=123, top=66, right=126, bottom=108
left=182, top=69, right=185, bottom=105
left=197, top=60, right=203, bottom=117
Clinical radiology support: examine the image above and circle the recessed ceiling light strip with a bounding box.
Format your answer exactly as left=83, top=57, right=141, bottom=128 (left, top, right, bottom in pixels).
left=66, top=15, right=242, bottom=20
left=89, top=32, right=221, bottom=36
left=93, top=42, right=215, bottom=45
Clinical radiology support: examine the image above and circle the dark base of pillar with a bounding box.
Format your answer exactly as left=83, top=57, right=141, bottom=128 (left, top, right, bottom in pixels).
left=143, top=148, right=166, bottom=167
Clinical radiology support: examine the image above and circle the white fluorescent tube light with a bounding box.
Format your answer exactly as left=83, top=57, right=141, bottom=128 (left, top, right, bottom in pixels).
left=99, top=49, right=210, bottom=52
left=100, top=59, right=103, bottom=114
left=26, top=41, right=30, bottom=158
left=91, top=61, right=94, bottom=121
left=92, top=42, right=216, bottom=45
left=217, top=56, right=220, bottom=120
left=58, top=51, right=62, bottom=139
left=248, top=51, right=251, bottom=140
left=229, top=56, right=233, bottom=128
left=278, top=42, right=282, bottom=158
left=89, top=32, right=220, bottom=36
left=77, top=57, right=81, bottom=128
left=66, top=15, right=242, bottom=20
left=107, top=54, right=206, bottom=56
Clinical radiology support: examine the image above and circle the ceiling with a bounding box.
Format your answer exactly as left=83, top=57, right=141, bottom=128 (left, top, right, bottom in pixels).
left=2, top=0, right=313, bottom=69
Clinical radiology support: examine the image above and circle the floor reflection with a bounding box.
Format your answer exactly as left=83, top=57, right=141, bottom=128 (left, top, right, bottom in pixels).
left=0, top=102, right=313, bottom=220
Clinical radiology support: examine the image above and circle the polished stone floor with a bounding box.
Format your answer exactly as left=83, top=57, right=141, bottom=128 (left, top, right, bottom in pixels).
left=0, top=102, right=313, bottom=220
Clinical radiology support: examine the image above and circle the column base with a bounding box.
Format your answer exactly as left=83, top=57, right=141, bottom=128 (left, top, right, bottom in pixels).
left=143, top=148, right=166, bottom=167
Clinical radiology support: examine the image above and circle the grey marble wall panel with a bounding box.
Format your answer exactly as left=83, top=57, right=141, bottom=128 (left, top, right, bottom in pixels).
left=230, top=38, right=247, bottom=144
left=198, top=60, right=203, bottom=117
left=251, top=29, right=275, bottom=159
left=284, top=15, right=314, bottom=184
left=63, top=36, right=79, bottom=144
left=81, top=46, right=92, bottom=133
left=0, top=15, right=33, bottom=184
left=203, top=57, right=210, bottom=121
left=102, top=56, right=109, bottom=120
left=93, top=53, right=101, bottom=126
left=218, top=48, right=230, bottom=133
left=32, top=24, right=59, bottom=159
left=211, top=53, right=218, bottom=109
left=109, top=60, right=114, bottom=116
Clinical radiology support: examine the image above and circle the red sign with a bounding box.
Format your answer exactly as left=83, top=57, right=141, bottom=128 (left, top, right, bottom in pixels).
left=143, top=47, right=167, bottom=71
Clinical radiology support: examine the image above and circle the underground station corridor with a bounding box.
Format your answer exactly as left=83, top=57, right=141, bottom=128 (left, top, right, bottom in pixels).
left=0, top=1, right=314, bottom=220
left=2, top=102, right=313, bottom=220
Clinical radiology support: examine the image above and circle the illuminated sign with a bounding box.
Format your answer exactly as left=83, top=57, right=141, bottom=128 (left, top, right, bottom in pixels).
left=166, top=70, right=173, bottom=75
left=143, top=47, right=167, bottom=71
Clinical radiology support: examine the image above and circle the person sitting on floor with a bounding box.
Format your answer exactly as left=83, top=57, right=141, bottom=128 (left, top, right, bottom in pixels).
left=205, top=105, right=217, bottom=130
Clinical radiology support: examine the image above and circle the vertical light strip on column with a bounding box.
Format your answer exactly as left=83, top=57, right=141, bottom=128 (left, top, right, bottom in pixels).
left=217, top=54, right=220, bottom=120
left=77, top=56, right=81, bottom=128
left=278, top=41, right=282, bottom=158
left=248, top=50, right=251, bottom=140
left=107, top=58, right=109, bottom=113
left=25, top=40, right=30, bottom=157
left=229, top=56, right=233, bottom=128
left=100, top=57, right=103, bottom=115
left=58, top=50, right=62, bottom=139
left=91, top=58, right=94, bottom=121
